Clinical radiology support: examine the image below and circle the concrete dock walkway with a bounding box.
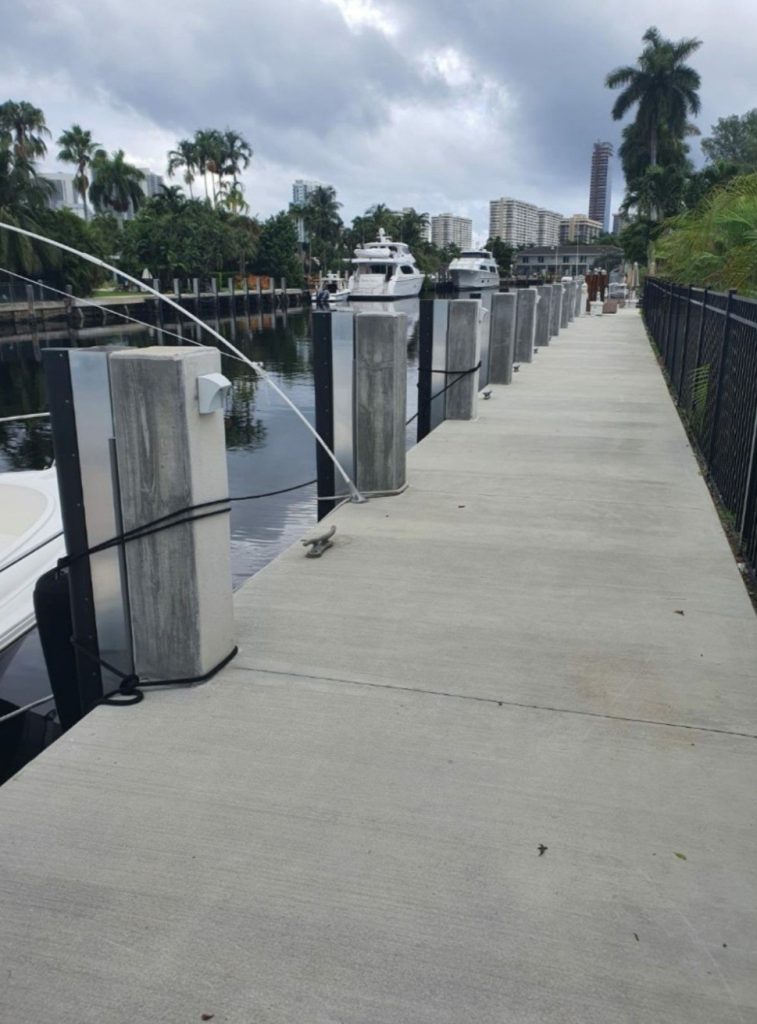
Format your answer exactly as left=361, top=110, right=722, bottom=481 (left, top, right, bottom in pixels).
left=2, top=309, right=756, bottom=1023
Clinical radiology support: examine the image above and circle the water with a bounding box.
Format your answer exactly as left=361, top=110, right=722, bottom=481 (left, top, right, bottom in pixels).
left=0, top=298, right=422, bottom=777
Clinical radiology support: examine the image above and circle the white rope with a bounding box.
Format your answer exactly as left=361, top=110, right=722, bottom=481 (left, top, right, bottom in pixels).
left=0, top=411, right=50, bottom=423
left=0, top=694, right=55, bottom=724
left=0, top=222, right=364, bottom=502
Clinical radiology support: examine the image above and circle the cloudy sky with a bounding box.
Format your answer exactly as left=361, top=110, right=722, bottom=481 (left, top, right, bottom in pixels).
left=3, top=0, right=756, bottom=238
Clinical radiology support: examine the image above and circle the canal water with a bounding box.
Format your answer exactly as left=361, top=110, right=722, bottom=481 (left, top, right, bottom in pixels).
left=0, top=297, right=421, bottom=778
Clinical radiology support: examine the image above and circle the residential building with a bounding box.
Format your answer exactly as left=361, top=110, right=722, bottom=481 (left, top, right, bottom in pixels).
left=292, top=179, right=324, bottom=243
left=537, top=208, right=562, bottom=247
left=588, top=141, right=613, bottom=234
left=489, top=197, right=562, bottom=247
left=138, top=168, right=165, bottom=199
left=40, top=171, right=85, bottom=216
left=514, top=243, right=623, bottom=279
left=431, top=212, right=473, bottom=250
left=559, top=215, right=603, bottom=244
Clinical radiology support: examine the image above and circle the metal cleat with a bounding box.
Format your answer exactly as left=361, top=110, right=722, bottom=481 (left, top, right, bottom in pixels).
left=302, top=524, right=336, bottom=558
left=482, top=388, right=492, bottom=400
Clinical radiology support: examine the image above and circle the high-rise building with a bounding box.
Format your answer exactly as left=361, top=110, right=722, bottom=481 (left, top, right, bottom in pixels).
left=588, top=142, right=613, bottom=234
left=292, top=179, right=324, bottom=243
left=559, top=215, right=603, bottom=244
left=138, top=168, right=165, bottom=199
left=536, top=208, right=562, bottom=247
left=612, top=211, right=628, bottom=236
left=431, top=213, right=473, bottom=250
left=489, top=198, right=562, bottom=247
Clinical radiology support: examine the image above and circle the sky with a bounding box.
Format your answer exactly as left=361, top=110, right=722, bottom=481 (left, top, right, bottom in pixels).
left=2, top=0, right=757, bottom=240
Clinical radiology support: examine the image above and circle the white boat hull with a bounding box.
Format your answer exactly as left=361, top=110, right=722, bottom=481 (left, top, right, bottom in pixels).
left=311, top=288, right=351, bottom=304
left=450, top=268, right=500, bottom=290
left=0, top=468, right=65, bottom=652
left=349, top=273, right=424, bottom=299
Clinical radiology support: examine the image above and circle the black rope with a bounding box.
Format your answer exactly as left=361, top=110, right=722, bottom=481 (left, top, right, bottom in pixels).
left=72, top=639, right=239, bottom=707
left=406, top=361, right=482, bottom=426
left=0, top=530, right=63, bottom=575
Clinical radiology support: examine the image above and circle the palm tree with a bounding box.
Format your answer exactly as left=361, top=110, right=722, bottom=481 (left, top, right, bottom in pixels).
left=217, top=180, right=249, bottom=215
left=151, top=184, right=189, bottom=215
left=220, top=129, right=252, bottom=190
left=398, top=208, right=429, bottom=248
left=0, top=100, right=50, bottom=159
left=89, top=150, right=145, bottom=217
left=0, top=145, right=56, bottom=273
left=302, top=185, right=342, bottom=270
left=56, top=124, right=100, bottom=220
left=193, top=129, right=224, bottom=204
left=606, top=27, right=701, bottom=168
left=167, top=138, right=198, bottom=198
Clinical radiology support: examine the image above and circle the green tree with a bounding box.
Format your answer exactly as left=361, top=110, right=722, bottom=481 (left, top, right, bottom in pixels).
left=397, top=208, right=429, bottom=249
left=120, top=198, right=257, bottom=283
left=220, top=129, right=252, bottom=190
left=37, top=208, right=104, bottom=293
left=619, top=219, right=660, bottom=266
left=0, top=100, right=50, bottom=159
left=485, top=236, right=514, bottom=275
left=0, top=140, right=55, bottom=274
left=606, top=27, right=701, bottom=169
left=88, top=211, right=123, bottom=260
left=701, top=110, right=757, bottom=171
left=56, top=124, right=100, bottom=220
left=254, top=211, right=303, bottom=285
left=654, top=173, right=757, bottom=293
left=193, top=129, right=224, bottom=204
left=89, top=150, right=145, bottom=217
left=167, top=138, right=199, bottom=198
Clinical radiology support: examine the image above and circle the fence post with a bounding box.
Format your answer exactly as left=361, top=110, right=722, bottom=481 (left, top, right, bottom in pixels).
left=152, top=278, right=164, bottom=331
left=676, top=285, right=693, bottom=401
left=227, top=276, right=235, bottom=317
left=694, top=286, right=709, bottom=373
left=708, top=288, right=737, bottom=462
left=193, top=277, right=201, bottom=313
left=211, top=277, right=220, bottom=319
left=662, top=281, right=674, bottom=362
left=739, top=401, right=757, bottom=544
left=515, top=288, right=537, bottom=363
left=668, top=284, right=681, bottom=376
left=446, top=300, right=480, bottom=420
left=489, top=293, right=516, bottom=384
left=354, top=313, right=407, bottom=495
left=244, top=278, right=251, bottom=317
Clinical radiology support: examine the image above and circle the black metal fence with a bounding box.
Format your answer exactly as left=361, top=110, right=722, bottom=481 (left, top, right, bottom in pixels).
left=643, top=278, right=757, bottom=574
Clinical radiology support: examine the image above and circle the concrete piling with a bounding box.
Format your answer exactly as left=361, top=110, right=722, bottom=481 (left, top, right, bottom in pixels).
left=354, top=313, right=407, bottom=495
left=535, top=285, right=552, bottom=347
left=446, top=300, right=480, bottom=420
left=515, top=287, right=537, bottom=363
left=489, top=293, right=516, bottom=385
left=549, top=284, right=563, bottom=338
left=108, top=347, right=234, bottom=682
left=566, top=282, right=576, bottom=322
left=560, top=285, right=571, bottom=329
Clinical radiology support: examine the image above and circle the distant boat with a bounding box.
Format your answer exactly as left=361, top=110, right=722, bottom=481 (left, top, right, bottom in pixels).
left=311, top=271, right=351, bottom=306
left=448, top=250, right=500, bottom=291
left=0, top=468, right=64, bottom=653
left=347, top=229, right=424, bottom=299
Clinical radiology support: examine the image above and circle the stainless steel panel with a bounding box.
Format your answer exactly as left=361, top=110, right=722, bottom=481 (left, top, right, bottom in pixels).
left=69, top=349, right=133, bottom=687
left=331, top=311, right=355, bottom=498
left=430, top=300, right=449, bottom=431
left=478, top=292, right=493, bottom=388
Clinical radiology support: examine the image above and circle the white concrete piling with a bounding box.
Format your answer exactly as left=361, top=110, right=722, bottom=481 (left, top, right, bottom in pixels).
left=515, top=288, right=537, bottom=363
left=535, top=285, right=552, bottom=347
left=446, top=300, right=480, bottom=419
left=108, top=347, right=234, bottom=681
left=549, top=283, right=562, bottom=338
left=354, top=312, right=407, bottom=495
left=489, top=293, right=516, bottom=384
left=560, top=285, right=571, bottom=329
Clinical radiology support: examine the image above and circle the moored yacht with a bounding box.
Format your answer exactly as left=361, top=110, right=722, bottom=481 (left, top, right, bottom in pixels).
left=0, top=467, right=64, bottom=654
left=347, top=229, right=424, bottom=299
left=449, top=250, right=500, bottom=290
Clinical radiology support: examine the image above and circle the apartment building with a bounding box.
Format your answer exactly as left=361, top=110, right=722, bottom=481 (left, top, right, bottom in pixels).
left=588, top=141, right=614, bottom=234
left=489, top=197, right=562, bottom=247
left=559, top=215, right=603, bottom=244
left=430, top=212, right=473, bottom=249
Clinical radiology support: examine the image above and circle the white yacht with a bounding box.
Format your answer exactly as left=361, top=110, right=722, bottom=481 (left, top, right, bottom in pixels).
left=448, top=250, right=500, bottom=291
left=347, top=229, right=424, bottom=299
left=0, top=467, right=64, bottom=654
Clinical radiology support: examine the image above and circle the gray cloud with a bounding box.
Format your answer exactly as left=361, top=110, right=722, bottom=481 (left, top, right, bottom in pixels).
left=1, top=0, right=755, bottom=236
